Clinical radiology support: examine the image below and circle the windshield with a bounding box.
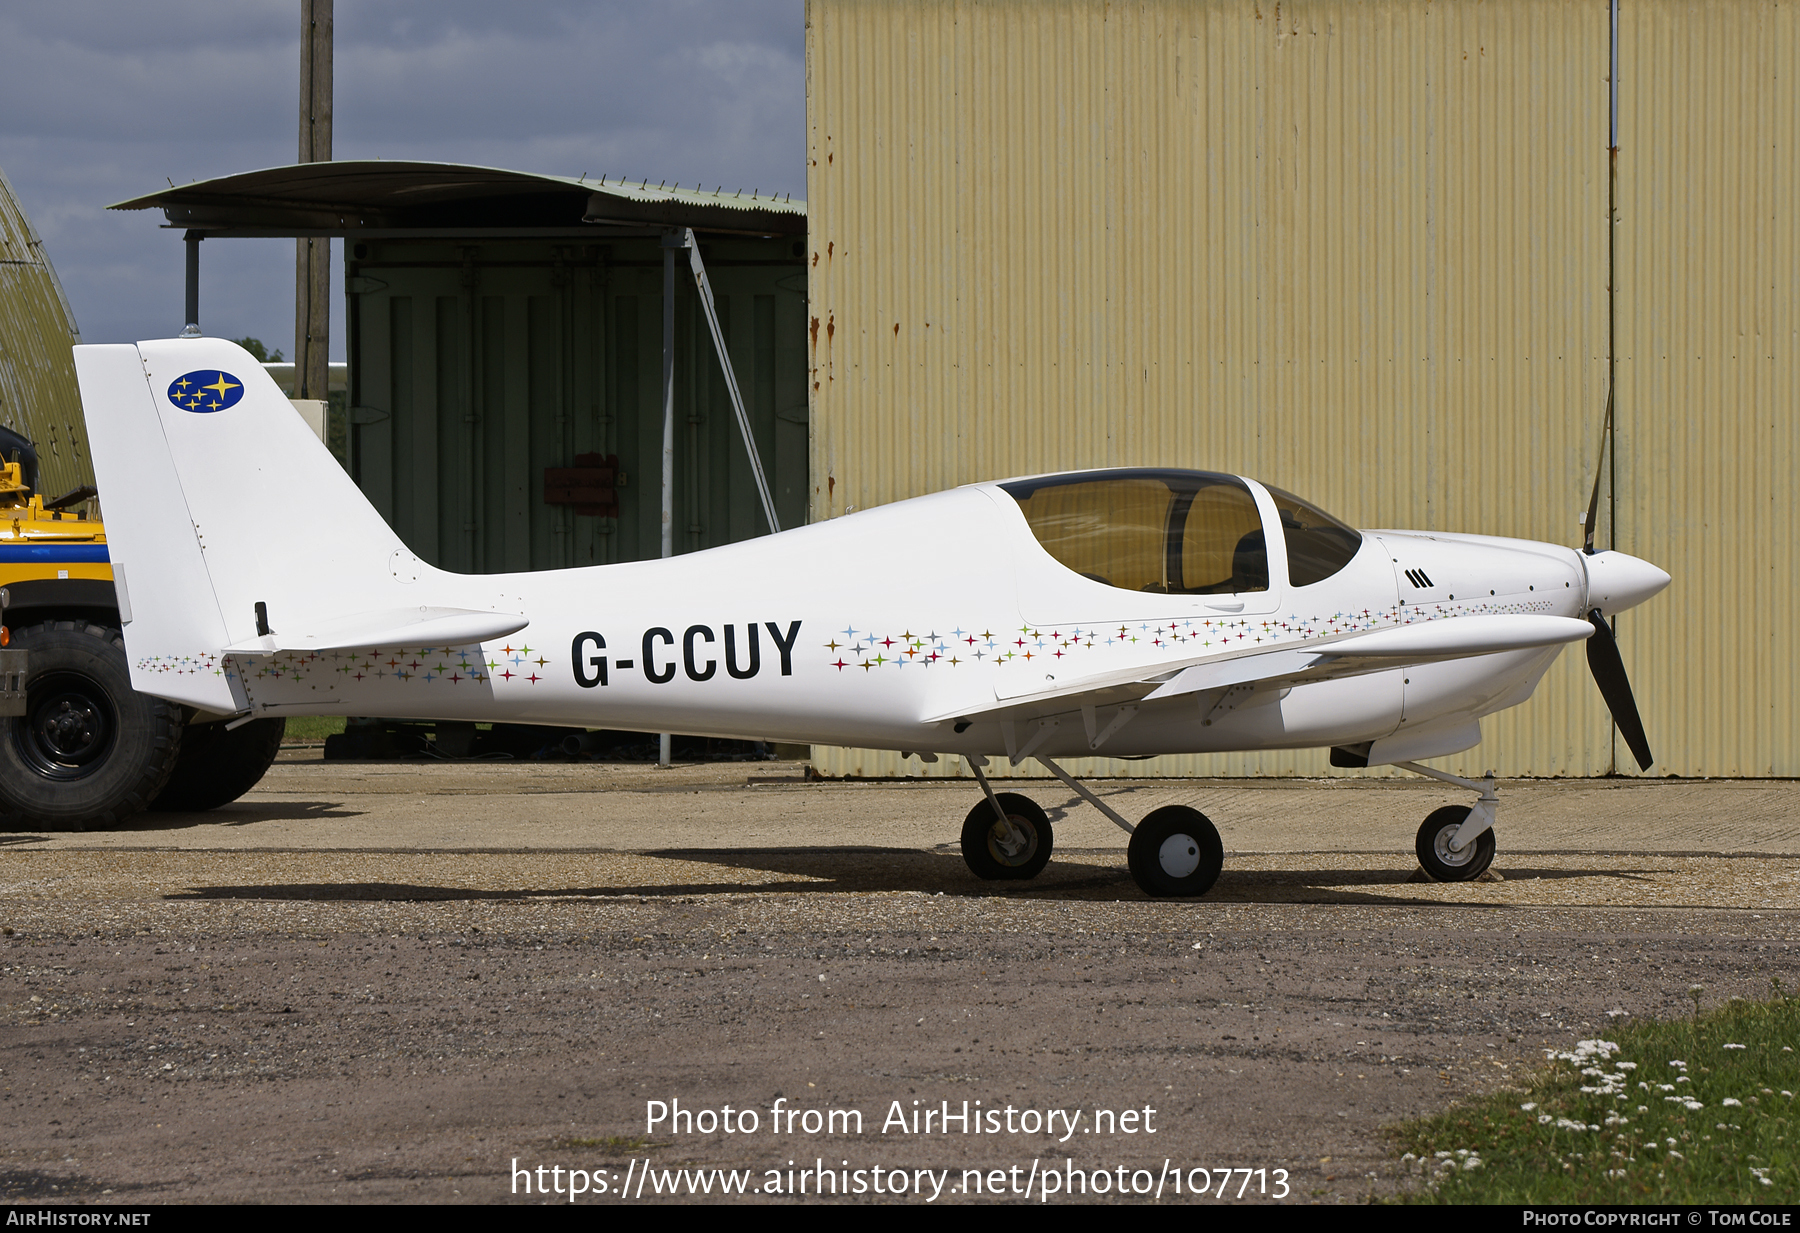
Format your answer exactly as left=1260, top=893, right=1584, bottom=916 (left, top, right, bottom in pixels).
left=1262, top=485, right=1363, bottom=586
left=1001, top=470, right=1268, bottom=594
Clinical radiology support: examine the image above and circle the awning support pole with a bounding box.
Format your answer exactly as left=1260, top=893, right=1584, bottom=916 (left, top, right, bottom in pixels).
left=658, top=231, right=678, bottom=767
left=182, top=230, right=202, bottom=336
left=676, top=227, right=781, bottom=534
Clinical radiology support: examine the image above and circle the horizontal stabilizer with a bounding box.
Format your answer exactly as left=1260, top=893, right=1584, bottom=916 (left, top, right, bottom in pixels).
left=224, top=606, right=528, bottom=654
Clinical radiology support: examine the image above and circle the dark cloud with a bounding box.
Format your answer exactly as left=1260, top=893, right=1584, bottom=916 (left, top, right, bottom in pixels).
left=0, top=1, right=804, bottom=357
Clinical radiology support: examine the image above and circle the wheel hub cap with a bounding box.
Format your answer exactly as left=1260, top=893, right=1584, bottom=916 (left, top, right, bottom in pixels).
left=990, top=818, right=1034, bottom=862
left=1158, top=833, right=1201, bottom=878
left=18, top=677, right=115, bottom=778
left=1433, top=827, right=1474, bottom=866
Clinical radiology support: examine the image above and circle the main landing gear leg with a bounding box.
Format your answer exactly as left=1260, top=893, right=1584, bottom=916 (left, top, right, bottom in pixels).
left=1395, top=760, right=1501, bottom=883
left=1037, top=755, right=1224, bottom=899
left=960, top=756, right=1054, bottom=881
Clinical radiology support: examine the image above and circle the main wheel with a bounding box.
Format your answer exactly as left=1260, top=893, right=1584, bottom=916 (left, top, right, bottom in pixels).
left=1127, top=805, right=1224, bottom=897
left=1415, top=805, right=1496, bottom=881
left=961, top=792, right=1053, bottom=881
left=0, top=621, right=182, bottom=831
left=151, top=717, right=286, bottom=812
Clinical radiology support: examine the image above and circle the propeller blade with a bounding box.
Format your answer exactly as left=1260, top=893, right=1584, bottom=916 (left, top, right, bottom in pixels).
left=1585, top=608, right=1653, bottom=771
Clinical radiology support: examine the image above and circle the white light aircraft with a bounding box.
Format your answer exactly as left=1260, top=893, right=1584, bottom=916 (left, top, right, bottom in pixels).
left=78, top=338, right=1670, bottom=898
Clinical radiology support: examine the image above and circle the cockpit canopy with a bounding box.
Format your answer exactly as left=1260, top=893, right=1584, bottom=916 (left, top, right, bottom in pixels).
left=1000, top=469, right=1362, bottom=594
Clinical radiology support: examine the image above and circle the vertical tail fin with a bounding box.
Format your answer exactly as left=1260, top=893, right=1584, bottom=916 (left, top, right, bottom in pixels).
left=78, top=337, right=477, bottom=712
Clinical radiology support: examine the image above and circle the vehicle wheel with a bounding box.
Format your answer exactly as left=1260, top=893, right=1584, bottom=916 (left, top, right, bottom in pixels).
left=150, top=717, right=286, bottom=812
left=0, top=621, right=181, bottom=831
left=1127, top=804, right=1224, bottom=897
left=961, top=792, right=1053, bottom=881
left=1415, top=805, right=1496, bottom=882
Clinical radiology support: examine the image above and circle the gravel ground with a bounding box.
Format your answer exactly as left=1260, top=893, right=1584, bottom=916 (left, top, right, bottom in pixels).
left=2, top=763, right=1796, bottom=1205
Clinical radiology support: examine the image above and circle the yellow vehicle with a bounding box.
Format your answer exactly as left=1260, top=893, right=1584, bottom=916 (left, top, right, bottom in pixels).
left=0, top=426, right=284, bottom=830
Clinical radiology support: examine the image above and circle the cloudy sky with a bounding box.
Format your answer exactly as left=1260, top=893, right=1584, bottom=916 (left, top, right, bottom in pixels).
left=0, top=1, right=806, bottom=360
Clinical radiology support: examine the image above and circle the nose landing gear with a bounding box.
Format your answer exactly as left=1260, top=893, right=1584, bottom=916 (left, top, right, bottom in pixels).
left=1396, top=761, right=1501, bottom=882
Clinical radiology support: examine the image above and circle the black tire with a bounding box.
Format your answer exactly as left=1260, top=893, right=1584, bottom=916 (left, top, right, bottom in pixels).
left=961, top=792, right=1054, bottom=881
left=1414, top=805, right=1496, bottom=881
left=1127, top=804, right=1224, bottom=897
left=150, top=717, right=285, bottom=812
left=0, top=621, right=182, bottom=831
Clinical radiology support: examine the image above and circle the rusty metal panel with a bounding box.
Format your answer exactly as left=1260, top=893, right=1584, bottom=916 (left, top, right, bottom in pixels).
left=0, top=165, right=93, bottom=499
left=1614, top=0, right=1800, bottom=775
left=807, top=0, right=1625, bottom=778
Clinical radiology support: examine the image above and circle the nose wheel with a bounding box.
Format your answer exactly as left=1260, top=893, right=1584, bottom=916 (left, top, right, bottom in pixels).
left=1415, top=805, right=1497, bottom=881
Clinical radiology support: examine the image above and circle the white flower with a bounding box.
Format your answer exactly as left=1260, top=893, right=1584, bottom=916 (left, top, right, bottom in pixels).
left=1722, top=1098, right=1743, bottom=1107
left=1521, top=1102, right=1538, bottom=1111
left=1683, top=1101, right=1704, bottom=1111
left=1723, top=1043, right=1747, bottom=1050
left=1669, top=1060, right=1687, bottom=1069
left=1538, top=1114, right=1553, bottom=1124
left=1667, top=1150, right=1684, bottom=1160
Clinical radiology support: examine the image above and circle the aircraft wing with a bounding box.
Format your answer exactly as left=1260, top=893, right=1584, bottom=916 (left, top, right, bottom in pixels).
left=926, top=614, right=1594, bottom=726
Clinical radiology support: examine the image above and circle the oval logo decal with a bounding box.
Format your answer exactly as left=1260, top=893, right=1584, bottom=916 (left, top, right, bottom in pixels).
left=167, top=370, right=245, bottom=413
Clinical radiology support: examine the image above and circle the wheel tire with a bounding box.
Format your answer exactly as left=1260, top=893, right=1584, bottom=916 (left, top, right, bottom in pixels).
left=961, top=792, right=1054, bottom=881
left=1415, top=805, right=1496, bottom=882
left=150, top=717, right=286, bottom=812
left=0, top=621, right=182, bottom=831
left=1127, top=804, right=1224, bottom=898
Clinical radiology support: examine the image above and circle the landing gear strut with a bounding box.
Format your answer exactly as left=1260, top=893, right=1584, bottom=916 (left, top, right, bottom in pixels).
left=955, top=754, right=1225, bottom=898
left=1396, top=761, right=1501, bottom=882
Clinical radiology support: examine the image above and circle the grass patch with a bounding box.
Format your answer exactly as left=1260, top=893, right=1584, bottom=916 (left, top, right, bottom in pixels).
left=280, top=716, right=346, bottom=743
left=1393, top=984, right=1798, bottom=1203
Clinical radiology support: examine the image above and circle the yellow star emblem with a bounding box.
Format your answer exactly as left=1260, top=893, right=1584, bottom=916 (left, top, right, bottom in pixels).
left=203, top=374, right=240, bottom=400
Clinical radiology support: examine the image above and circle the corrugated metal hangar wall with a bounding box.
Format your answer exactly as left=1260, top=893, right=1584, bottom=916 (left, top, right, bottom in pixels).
left=349, top=236, right=810, bottom=573
left=805, top=0, right=1799, bottom=778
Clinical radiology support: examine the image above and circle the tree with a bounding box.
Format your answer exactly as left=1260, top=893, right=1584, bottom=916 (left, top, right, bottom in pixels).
left=231, top=337, right=284, bottom=363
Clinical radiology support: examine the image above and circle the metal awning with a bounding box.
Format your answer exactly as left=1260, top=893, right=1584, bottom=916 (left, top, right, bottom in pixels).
left=110, top=160, right=806, bottom=237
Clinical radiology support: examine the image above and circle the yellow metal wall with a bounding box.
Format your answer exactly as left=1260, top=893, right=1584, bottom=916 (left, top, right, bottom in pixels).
left=1614, top=0, right=1800, bottom=775
left=805, top=0, right=1794, bottom=778
left=0, top=165, right=92, bottom=499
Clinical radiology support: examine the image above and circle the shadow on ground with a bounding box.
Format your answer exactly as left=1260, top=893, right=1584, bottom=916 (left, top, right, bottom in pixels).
left=160, top=848, right=1672, bottom=906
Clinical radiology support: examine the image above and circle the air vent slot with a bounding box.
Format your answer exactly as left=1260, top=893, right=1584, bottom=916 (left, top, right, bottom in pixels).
left=1404, top=568, right=1435, bottom=589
